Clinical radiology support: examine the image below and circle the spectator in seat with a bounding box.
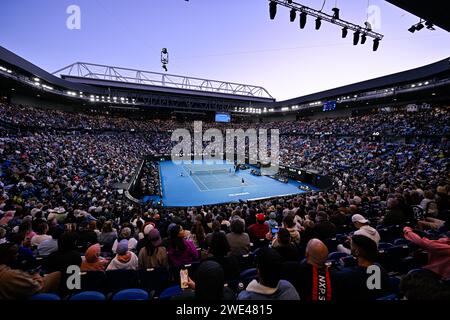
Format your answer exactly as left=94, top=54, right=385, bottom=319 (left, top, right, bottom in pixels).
left=138, top=228, right=168, bottom=269
left=166, top=224, right=198, bottom=267
left=112, top=227, right=137, bottom=254
left=81, top=243, right=109, bottom=271
left=399, top=268, right=450, bottom=300
left=403, top=227, right=450, bottom=279
left=272, top=228, right=301, bottom=262
left=382, top=198, right=408, bottom=226
left=0, top=243, right=61, bottom=300
left=267, top=212, right=279, bottom=230
left=173, top=260, right=235, bottom=301
left=248, top=214, right=269, bottom=242
left=37, top=226, right=64, bottom=257
left=238, top=248, right=300, bottom=300
left=98, top=220, right=117, bottom=253
left=334, top=235, right=391, bottom=300
left=30, top=222, right=51, bottom=247
left=77, top=220, right=98, bottom=252
left=189, top=215, right=206, bottom=249
left=207, top=230, right=240, bottom=280
left=205, top=220, right=225, bottom=248
left=45, top=232, right=82, bottom=273
left=281, top=238, right=334, bottom=300
left=337, top=214, right=380, bottom=254
left=226, top=219, right=251, bottom=256
left=282, top=215, right=301, bottom=245
left=313, top=212, right=337, bottom=241
left=106, top=239, right=138, bottom=271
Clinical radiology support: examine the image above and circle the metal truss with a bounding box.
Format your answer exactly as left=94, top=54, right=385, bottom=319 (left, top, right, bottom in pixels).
left=52, top=62, right=274, bottom=99
left=270, top=0, right=384, bottom=41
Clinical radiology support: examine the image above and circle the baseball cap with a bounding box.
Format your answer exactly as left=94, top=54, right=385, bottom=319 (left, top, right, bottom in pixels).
left=256, top=213, right=265, bottom=222
left=352, top=214, right=369, bottom=224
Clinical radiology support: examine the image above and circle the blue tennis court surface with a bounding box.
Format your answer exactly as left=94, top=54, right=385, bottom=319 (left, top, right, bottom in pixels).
left=154, top=160, right=317, bottom=207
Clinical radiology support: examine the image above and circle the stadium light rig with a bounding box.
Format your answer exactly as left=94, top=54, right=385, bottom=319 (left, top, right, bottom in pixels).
left=267, top=0, right=384, bottom=51
left=409, top=20, right=434, bottom=33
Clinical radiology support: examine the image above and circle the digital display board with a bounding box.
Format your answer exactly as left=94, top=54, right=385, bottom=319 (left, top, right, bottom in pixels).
left=323, top=101, right=337, bottom=112
left=215, top=112, right=231, bottom=123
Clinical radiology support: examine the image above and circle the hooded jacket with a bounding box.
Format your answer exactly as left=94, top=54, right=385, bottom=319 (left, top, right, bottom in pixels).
left=237, top=279, right=300, bottom=300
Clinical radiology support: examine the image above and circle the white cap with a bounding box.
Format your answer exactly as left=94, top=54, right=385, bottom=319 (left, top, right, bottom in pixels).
left=143, top=224, right=154, bottom=235
left=351, top=214, right=369, bottom=224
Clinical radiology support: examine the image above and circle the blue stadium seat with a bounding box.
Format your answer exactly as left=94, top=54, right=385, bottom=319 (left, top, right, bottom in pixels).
left=340, top=255, right=357, bottom=267
left=378, top=242, right=394, bottom=252
left=112, top=288, right=149, bottom=301
left=159, top=285, right=183, bottom=300
left=138, top=268, right=169, bottom=295
left=80, top=271, right=106, bottom=292
left=393, top=238, right=410, bottom=246
left=323, top=238, right=339, bottom=252
left=70, top=291, right=106, bottom=301
left=105, top=270, right=139, bottom=293
left=377, top=294, right=398, bottom=300
left=29, top=293, right=60, bottom=301
left=237, top=253, right=254, bottom=271
left=389, top=276, right=401, bottom=295
left=239, top=268, right=258, bottom=287
left=327, top=252, right=349, bottom=261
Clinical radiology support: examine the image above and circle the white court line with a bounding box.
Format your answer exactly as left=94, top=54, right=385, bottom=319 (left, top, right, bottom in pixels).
left=191, top=174, right=210, bottom=191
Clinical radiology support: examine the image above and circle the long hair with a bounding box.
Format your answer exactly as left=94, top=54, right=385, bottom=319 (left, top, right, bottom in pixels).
left=169, top=225, right=186, bottom=252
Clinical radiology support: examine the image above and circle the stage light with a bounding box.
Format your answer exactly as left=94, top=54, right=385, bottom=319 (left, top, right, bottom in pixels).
left=342, top=27, right=348, bottom=38
left=299, top=11, right=307, bottom=29
left=415, top=23, right=424, bottom=31
left=373, top=38, right=380, bottom=51
left=332, top=8, right=340, bottom=20
left=361, top=33, right=367, bottom=44
left=290, top=9, right=296, bottom=22
left=425, top=21, right=435, bottom=30
left=408, top=25, right=416, bottom=33
left=315, top=17, right=322, bottom=30
left=269, top=1, right=277, bottom=20
left=364, top=21, right=372, bottom=31
left=353, top=31, right=360, bottom=45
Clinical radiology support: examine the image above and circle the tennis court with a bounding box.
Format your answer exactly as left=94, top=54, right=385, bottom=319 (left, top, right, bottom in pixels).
left=156, top=160, right=317, bottom=207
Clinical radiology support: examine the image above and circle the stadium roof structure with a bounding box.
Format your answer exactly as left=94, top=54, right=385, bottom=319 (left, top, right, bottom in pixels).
left=262, top=57, right=450, bottom=113
left=53, top=62, right=274, bottom=101
left=385, top=0, right=450, bottom=32
left=0, top=45, right=275, bottom=114
left=1, top=45, right=450, bottom=115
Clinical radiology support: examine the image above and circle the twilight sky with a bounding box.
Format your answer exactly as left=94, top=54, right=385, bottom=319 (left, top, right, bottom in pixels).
left=1, top=0, right=449, bottom=101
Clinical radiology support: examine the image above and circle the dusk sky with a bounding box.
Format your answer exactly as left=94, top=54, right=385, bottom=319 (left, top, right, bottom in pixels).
left=1, top=0, right=449, bottom=101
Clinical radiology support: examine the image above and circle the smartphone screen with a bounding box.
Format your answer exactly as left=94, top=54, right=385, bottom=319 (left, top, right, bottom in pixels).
left=180, top=269, right=189, bottom=289
left=271, top=227, right=279, bottom=235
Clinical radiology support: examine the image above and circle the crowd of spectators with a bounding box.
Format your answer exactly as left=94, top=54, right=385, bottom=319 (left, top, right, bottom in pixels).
left=0, top=102, right=449, bottom=300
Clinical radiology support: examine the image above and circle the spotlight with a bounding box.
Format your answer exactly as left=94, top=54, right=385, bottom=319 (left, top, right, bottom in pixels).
left=315, top=17, right=322, bottom=30
left=290, top=9, right=296, bottom=22
left=342, top=26, right=348, bottom=38
left=299, top=11, right=307, bottom=29
left=287, top=0, right=292, bottom=3
left=332, top=8, right=340, bottom=20
left=364, top=21, right=372, bottom=31
left=415, top=23, right=424, bottom=31
left=269, top=1, right=277, bottom=20
left=408, top=25, right=416, bottom=33
left=425, top=21, right=435, bottom=30
left=373, top=38, right=380, bottom=51
left=361, top=33, right=367, bottom=45
left=353, top=31, right=360, bottom=45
